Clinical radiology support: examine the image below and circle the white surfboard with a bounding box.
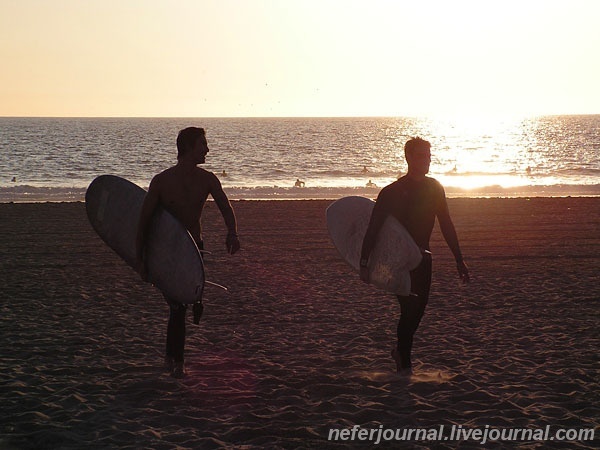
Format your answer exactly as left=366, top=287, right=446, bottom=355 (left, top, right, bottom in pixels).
left=85, top=175, right=204, bottom=304
left=326, top=196, right=423, bottom=296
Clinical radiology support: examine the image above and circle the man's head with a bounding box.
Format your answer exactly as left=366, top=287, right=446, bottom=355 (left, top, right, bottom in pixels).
left=177, top=127, right=207, bottom=161
left=404, top=137, right=431, bottom=178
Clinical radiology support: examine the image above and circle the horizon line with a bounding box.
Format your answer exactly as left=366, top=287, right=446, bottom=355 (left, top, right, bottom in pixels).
left=2, top=113, right=600, bottom=120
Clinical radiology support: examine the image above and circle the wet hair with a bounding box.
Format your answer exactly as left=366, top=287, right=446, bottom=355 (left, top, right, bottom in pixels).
left=176, top=127, right=205, bottom=159
left=404, top=137, right=431, bottom=158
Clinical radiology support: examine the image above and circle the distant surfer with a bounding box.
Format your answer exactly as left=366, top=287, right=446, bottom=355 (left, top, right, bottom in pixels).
left=362, top=166, right=370, bottom=174
left=294, top=178, right=306, bottom=188
left=366, top=180, right=377, bottom=188
left=136, top=127, right=240, bottom=378
left=360, top=137, right=470, bottom=374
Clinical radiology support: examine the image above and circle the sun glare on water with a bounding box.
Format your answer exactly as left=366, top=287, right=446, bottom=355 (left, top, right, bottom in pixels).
left=425, top=114, right=544, bottom=191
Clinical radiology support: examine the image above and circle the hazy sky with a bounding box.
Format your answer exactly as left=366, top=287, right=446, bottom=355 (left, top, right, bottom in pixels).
left=1, top=0, right=599, bottom=117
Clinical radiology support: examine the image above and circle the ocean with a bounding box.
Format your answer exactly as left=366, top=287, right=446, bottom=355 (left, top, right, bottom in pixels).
left=1, top=116, right=599, bottom=202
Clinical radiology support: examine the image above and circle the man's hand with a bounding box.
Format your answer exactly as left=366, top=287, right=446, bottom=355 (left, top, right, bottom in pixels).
left=226, top=233, right=240, bottom=255
left=457, top=260, right=470, bottom=284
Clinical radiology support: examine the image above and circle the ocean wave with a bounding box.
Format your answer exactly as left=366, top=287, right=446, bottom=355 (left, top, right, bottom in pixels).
left=0, top=185, right=87, bottom=203
left=553, top=167, right=600, bottom=176
left=223, top=184, right=600, bottom=200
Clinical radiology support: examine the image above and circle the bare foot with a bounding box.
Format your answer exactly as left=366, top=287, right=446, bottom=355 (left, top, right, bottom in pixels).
left=391, top=348, right=412, bottom=375
left=171, top=361, right=186, bottom=379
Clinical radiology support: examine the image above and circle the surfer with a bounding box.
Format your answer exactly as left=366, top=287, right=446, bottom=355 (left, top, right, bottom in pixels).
left=294, top=179, right=306, bottom=188
left=359, top=137, right=470, bottom=373
left=135, top=126, right=240, bottom=378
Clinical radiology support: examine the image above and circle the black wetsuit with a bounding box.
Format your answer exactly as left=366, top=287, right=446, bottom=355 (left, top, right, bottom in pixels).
left=371, top=175, right=450, bottom=368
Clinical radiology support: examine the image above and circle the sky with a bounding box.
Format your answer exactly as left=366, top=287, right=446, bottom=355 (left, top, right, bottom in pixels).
left=1, top=0, right=599, bottom=118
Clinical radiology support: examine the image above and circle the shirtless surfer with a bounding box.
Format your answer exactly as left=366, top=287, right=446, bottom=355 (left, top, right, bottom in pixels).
left=360, top=137, right=469, bottom=373
left=135, top=127, right=240, bottom=378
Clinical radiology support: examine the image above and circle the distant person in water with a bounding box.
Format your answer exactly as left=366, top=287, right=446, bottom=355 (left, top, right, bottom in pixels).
left=135, top=127, right=240, bottom=378
left=360, top=137, right=470, bottom=373
left=362, top=166, right=370, bottom=174
left=294, top=179, right=306, bottom=188
left=366, top=180, right=377, bottom=188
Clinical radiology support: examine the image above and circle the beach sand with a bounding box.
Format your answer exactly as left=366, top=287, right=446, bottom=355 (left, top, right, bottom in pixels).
left=1, top=198, right=598, bottom=449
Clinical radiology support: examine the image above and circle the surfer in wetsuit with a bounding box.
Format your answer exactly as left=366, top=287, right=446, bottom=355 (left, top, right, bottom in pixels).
left=360, top=137, right=470, bottom=373
left=135, top=127, right=240, bottom=378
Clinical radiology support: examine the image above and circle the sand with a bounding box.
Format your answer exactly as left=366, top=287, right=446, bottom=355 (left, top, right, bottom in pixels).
left=0, top=198, right=598, bottom=449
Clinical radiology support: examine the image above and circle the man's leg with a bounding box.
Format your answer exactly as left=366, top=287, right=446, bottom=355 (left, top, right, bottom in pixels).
left=394, top=253, right=432, bottom=371
left=164, top=241, right=202, bottom=377
left=395, top=295, right=428, bottom=369
left=165, top=298, right=187, bottom=377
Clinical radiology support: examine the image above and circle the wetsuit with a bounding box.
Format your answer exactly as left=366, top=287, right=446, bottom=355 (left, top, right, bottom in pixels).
left=369, top=175, right=460, bottom=368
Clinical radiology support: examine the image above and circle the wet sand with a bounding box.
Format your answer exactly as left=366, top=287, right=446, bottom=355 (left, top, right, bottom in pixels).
left=1, top=198, right=599, bottom=449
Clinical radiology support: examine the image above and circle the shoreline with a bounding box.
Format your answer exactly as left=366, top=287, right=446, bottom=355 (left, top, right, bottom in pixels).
left=2, top=187, right=600, bottom=204
left=2, top=178, right=600, bottom=204
left=2, top=192, right=600, bottom=205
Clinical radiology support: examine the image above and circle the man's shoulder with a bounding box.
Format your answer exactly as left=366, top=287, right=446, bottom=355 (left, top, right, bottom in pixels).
left=154, top=166, right=217, bottom=180
left=149, top=167, right=173, bottom=189
left=153, top=166, right=176, bottom=180
left=194, top=167, right=221, bottom=188
left=424, top=177, right=446, bottom=195
left=403, top=175, right=444, bottom=190
left=377, top=178, right=407, bottom=203
left=424, top=176, right=443, bottom=187
left=381, top=177, right=408, bottom=194
left=380, top=176, right=444, bottom=196
left=196, top=167, right=217, bottom=178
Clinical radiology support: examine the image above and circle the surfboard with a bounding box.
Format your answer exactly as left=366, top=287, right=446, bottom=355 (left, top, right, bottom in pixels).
left=326, top=196, right=422, bottom=296
left=85, top=175, right=204, bottom=304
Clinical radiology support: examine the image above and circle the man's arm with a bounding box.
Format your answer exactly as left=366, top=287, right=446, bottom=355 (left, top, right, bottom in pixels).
left=209, top=174, right=240, bottom=254
left=437, top=198, right=470, bottom=283
left=135, top=177, right=160, bottom=279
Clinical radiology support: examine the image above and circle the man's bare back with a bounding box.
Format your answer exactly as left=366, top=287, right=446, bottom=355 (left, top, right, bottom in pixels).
left=150, top=165, right=222, bottom=244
